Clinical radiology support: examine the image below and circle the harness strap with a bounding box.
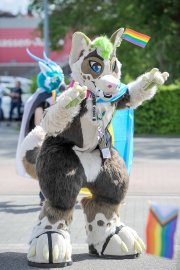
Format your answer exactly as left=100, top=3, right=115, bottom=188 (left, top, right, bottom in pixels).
left=47, top=232, right=53, bottom=263
left=101, top=225, right=124, bottom=255
left=32, top=231, right=65, bottom=264
left=35, top=230, right=65, bottom=240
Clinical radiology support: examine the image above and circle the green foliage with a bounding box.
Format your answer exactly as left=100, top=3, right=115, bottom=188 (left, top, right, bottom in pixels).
left=29, top=0, right=180, bottom=135
left=135, top=83, right=180, bottom=135
left=92, top=36, right=113, bottom=59
left=30, top=76, right=38, bottom=94
left=30, top=0, right=180, bottom=82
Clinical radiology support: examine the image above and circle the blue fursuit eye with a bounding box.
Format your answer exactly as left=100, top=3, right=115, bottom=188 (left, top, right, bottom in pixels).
left=89, top=61, right=102, bottom=74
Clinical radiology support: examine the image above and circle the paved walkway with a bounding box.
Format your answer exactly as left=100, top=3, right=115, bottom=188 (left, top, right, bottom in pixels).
left=129, top=137, right=180, bottom=195
left=0, top=195, right=179, bottom=270
left=0, top=122, right=180, bottom=270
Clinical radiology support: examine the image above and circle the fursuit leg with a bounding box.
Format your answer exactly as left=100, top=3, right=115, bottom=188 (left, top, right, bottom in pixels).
left=27, top=144, right=86, bottom=268
left=81, top=149, right=145, bottom=259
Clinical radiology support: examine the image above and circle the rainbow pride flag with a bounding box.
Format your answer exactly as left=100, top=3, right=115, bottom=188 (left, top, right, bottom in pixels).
left=122, top=28, right=151, bottom=48
left=146, top=202, right=178, bottom=259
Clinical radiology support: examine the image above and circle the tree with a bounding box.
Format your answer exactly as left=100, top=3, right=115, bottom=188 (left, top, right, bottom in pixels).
left=30, top=0, right=180, bottom=82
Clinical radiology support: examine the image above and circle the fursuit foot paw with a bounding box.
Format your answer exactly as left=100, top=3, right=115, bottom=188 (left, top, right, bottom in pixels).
left=86, top=214, right=145, bottom=259
left=89, top=225, right=146, bottom=259
left=97, top=225, right=146, bottom=259
left=142, top=68, right=169, bottom=91
left=27, top=217, right=72, bottom=268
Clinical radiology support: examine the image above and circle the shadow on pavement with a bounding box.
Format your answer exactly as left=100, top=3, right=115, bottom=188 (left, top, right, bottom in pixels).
left=0, top=253, right=34, bottom=270
left=0, top=201, right=41, bottom=214
left=0, top=252, right=95, bottom=270
left=0, top=251, right=178, bottom=270
left=72, top=253, right=95, bottom=262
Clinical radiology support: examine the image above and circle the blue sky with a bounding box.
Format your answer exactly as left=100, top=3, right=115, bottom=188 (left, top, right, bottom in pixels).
left=0, top=0, right=30, bottom=15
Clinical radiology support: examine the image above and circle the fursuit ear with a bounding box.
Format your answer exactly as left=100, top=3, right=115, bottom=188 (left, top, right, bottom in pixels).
left=69, top=32, right=91, bottom=68
left=110, top=28, right=124, bottom=51
left=39, top=62, right=52, bottom=76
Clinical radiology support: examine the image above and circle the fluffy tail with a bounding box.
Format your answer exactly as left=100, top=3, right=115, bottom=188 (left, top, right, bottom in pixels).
left=20, top=126, right=45, bottom=179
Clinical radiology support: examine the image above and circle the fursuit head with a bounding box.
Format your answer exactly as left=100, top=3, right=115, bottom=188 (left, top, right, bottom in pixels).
left=21, top=28, right=169, bottom=268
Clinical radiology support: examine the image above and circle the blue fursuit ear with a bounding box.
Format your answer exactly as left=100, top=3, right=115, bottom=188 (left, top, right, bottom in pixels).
left=26, top=48, right=65, bottom=92
left=43, top=51, right=63, bottom=72
left=39, top=61, right=53, bottom=75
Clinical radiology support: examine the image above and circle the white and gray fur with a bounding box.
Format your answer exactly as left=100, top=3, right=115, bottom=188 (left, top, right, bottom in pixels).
left=21, top=29, right=169, bottom=210
left=24, top=29, right=169, bottom=266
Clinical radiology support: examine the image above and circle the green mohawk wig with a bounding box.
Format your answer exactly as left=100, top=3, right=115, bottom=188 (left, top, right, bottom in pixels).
left=92, top=36, right=113, bottom=59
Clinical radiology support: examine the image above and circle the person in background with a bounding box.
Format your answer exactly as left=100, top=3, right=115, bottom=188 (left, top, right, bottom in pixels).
left=9, top=81, right=22, bottom=121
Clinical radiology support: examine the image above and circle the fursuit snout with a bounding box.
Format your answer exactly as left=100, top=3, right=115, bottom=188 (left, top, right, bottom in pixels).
left=97, top=75, right=120, bottom=95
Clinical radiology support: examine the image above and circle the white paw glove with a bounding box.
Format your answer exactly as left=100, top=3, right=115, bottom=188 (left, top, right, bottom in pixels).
left=60, top=82, right=87, bottom=109
left=142, top=68, right=169, bottom=91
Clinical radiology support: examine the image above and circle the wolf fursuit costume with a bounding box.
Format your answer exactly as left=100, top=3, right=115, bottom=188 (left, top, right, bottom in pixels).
left=20, top=28, right=169, bottom=268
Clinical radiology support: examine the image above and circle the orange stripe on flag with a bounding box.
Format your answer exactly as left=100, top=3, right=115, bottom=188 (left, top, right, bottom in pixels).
left=124, top=28, right=150, bottom=41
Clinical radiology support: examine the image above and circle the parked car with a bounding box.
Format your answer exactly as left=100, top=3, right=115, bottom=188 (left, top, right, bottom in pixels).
left=0, top=76, right=31, bottom=120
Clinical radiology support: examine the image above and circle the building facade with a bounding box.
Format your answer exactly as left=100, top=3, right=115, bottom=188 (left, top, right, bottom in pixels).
left=0, top=13, right=71, bottom=79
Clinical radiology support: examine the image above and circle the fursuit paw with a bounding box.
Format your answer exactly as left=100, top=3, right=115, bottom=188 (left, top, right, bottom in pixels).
left=101, top=225, right=146, bottom=258
left=85, top=212, right=145, bottom=259
left=142, top=68, right=169, bottom=91
left=60, top=82, right=87, bottom=109
left=117, top=225, right=145, bottom=254
left=27, top=217, right=72, bottom=268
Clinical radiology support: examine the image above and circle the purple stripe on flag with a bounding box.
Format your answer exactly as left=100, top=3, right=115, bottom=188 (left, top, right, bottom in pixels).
left=123, top=36, right=146, bottom=48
